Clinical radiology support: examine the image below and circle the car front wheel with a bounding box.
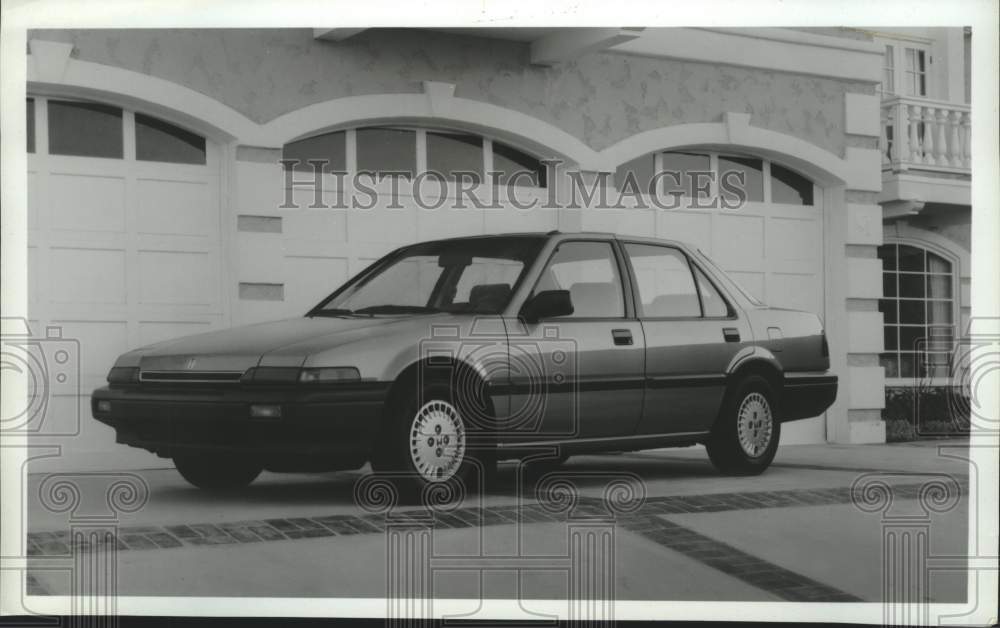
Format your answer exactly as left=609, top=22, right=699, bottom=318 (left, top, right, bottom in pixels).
left=706, top=375, right=781, bottom=475
left=372, top=382, right=493, bottom=500
left=173, top=453, right=263, bottom=491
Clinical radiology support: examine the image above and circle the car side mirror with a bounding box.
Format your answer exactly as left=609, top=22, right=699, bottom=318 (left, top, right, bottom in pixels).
left=520, top=290, right=574, bottom=323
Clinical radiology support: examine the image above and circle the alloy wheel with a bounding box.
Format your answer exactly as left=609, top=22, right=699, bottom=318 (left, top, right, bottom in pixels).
left=409, top=400, right=466, bottom=482
left=736, top=392, right=774, bottom=457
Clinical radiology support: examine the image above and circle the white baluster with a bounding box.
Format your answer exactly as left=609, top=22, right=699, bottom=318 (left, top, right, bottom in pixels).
left=880, top=106, right=890, bottom=166
left=922, top=106, right=936, bottom=165
left=961, top=111, right=972, bottom=168
left=934, top=108, right=948, bottom=166
left=948, top=110, right=962, bottom=167
left=895, top=102, right=910, bottom=170
left=908, top=104, right=922, bottom=164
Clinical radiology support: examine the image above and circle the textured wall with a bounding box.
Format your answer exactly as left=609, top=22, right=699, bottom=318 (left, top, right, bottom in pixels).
left=31, top=28, right=871, bottom=156
left=910, top=208, right=973, bottom=253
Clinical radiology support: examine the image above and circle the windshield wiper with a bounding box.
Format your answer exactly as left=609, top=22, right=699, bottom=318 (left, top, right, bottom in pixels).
left=311, top=308, right=366, bottom=318
left=352, top=305, right=441, bottom=315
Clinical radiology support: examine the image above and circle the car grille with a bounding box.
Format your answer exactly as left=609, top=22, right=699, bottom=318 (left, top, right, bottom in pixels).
left=139, top=370, right=244, bottom=384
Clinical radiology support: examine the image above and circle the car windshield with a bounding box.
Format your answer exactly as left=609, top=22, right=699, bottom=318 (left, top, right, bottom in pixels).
left=312, top=236, right=546, bottom=316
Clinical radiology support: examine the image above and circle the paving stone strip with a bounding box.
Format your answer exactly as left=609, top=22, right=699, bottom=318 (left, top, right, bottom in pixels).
left=27, top=479, right=964, bottom=557
left=619, top=514, right=862, bottom=602
left=25, top=479, right=965, bottom=602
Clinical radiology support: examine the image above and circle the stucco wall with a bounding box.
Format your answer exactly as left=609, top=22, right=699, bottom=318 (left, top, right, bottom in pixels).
left=908, top=208, right=973, bottom=252
left=31, top=28, right=871, bottom=157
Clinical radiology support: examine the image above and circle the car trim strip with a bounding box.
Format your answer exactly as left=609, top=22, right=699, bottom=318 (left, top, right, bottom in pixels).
left=495, top=430, right=710, bottom=449
left=497, top=374, right=727, bottom=396
left=139, top=370, right=244, bottom=384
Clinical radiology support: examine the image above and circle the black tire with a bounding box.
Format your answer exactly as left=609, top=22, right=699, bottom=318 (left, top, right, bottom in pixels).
left=706, top=375, right=781, bottom=475
left=371, top=381, right=495, bottom=502
left=173, top=452, right=262, bottom=491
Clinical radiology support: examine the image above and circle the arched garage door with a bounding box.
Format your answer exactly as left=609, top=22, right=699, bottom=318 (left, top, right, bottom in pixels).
left=596, top=150, right=826, bottom=444
left=26, top=96, right=225, bottom=464
left=272, top=126, right=557, bottom=317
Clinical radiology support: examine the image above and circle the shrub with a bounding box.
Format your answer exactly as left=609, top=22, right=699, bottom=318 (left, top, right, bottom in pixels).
left=885, top=418, right=917, bottom=443
left=882, top=385, right=971, bottom=441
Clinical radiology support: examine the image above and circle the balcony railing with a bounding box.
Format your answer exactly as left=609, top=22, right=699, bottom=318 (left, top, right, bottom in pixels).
left=881, top=96, right=971, bottom=174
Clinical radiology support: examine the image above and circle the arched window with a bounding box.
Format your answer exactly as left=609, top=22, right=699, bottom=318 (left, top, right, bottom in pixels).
left=614, top=151, right=815, bottom=206
left=878, top=243, right=955, bottom=380
left=26, top=97, right=207, bottom=164
left=282, top=126, right=547, bottom=187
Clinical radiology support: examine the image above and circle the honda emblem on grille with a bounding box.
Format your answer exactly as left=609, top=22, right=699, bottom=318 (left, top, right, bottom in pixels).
left=185, top=357, right=197, bottom=370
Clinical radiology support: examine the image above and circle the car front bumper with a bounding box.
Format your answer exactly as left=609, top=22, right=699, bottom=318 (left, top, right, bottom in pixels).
left=91, top=382, right=390, bottom=468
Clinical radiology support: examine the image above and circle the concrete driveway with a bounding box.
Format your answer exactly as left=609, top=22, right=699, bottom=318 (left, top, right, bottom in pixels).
left=23, top=440, right=971, bottom=603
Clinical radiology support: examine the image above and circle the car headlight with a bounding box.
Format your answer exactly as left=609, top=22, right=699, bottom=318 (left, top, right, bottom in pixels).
left=240, top=366, right=362, bottom=384
left=107, top=367, right=139, bottom=385
left=240, top=367, right=301, bottom=384
left=299, top=367, right=361, bottom=383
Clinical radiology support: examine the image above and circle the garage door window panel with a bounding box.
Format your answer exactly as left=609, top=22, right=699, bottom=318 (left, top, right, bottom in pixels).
left=614, top=154, right=655, bottom=194
left=492, top=141, right=546, bottom=188
left=615, top=151, right=712, bottom=199
left=427, top=131, right=484, bottom=183
left=135, top=114, right=206, bottom=165
left=282, top=131, right=347, bottom=173
left=27, top=98, right=36, bottom=153
left=48, top=100, right=123, bottom=159
left=284, top=126, right=544, bottom=188
left=661, top=152, right=712, bottom=199
left=612, top=152, right=812, bottom=209
left=357, top=127, right=416, bottom=179
left=718, top=155, right=764, bottom=203
left=770, top=162, right=814, bottom=206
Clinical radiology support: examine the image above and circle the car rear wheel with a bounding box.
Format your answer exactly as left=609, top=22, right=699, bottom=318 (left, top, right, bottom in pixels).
left=706, top=375, right=780, bottom=475
left=173, top=453, right=263, bottom=491
left=372, top=381, right=493, bottom=501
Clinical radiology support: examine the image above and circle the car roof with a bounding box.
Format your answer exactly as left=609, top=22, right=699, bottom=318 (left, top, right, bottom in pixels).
left=421, top=231, right=695, bottom=250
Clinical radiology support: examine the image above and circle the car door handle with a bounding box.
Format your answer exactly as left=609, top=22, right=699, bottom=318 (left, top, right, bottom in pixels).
left=723, top=327, right=741, bottom=343
left=612, top=329, right=633, bottom=346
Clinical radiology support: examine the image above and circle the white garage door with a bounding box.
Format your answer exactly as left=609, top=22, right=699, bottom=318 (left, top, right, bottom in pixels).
left=591, top=150, right=826, bottom=444
left=26, top=96, right=225, bottom=466
left=269, top=127, right=558, bottom=318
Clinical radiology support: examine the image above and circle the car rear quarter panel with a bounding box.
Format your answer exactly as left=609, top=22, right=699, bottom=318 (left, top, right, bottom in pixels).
left=745, top=307, right=830, bottom=373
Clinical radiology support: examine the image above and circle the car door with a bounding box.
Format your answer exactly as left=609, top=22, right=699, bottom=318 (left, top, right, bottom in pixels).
left=505, top=239, right=645, bottom=440
left=621, top=242, right=752, bottom=435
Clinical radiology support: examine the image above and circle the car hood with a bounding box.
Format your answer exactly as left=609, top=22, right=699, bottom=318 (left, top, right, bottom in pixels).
left=133, top=315, right=440, bottom=373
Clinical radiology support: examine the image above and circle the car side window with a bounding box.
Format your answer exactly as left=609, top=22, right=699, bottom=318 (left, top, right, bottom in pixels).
left=533, top=241, right=625, bottom=318
left=692, top=264, right=730, bottom=317
left=450, top=257, right=525, bottom=312
left=624, top=243, right=701, bottom=318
